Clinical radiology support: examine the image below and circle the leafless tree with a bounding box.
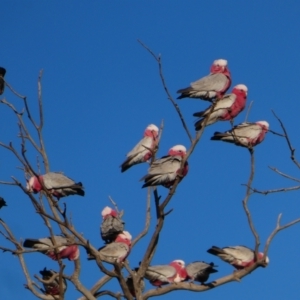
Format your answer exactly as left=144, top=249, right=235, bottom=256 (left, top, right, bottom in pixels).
left=0, top=42, right=299, bottom=300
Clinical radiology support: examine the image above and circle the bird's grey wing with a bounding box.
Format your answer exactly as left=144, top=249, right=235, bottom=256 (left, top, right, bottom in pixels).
left=148, top=156, right=181, bottom=175
left=223, top=246, right=254, bottom=262
left=145, top=265, right=176, bottom=281
left=99, top=243, right=129, bottom=258
left=191, top=73, right=227, bottom=91
left=101, top=216, right=124, bottom=240
left=201, top=94, right=236, bottom=118
left=126, top=136, right=153, bottom=159
left=43, top=172, right=75, bottom=189
left=186, top=261, right=209, bottom=276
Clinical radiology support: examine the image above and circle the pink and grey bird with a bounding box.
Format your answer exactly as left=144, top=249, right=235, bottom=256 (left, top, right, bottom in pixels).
left=177, top=59, right=231, bottom=101
left=207, top=245, right=269, bottom=269
left=39, top=268, right=67, bottom=297
left=26, top=172, right=84, bottom=199
left=193, top=84, right=248, bottom=131
left=0, top=67, right=6, bottom=95
left=23, top=236, right=79, bottom=261
left=186, top=261, right=218, bottom=284
left=121, top=124, right=159, bottom=172
left=88, top=231, right=132, bottom=264
left=100, top=206, right=124, bottom=243
left=141, top=145, right=189, bottom=188
left=211, top=121, right=269, bottom=148
left=145, top=260, right=187, bottom=287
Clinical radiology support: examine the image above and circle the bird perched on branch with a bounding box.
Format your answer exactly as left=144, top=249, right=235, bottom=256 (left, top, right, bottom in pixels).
left=186, top=261, right=218, bottom=283
left=88, top=231, right=132, bottom=264
left=207, top=245, right=269, bottom=269
left=26, top=172, right=84, bottom=199
left=121, top=124, right=159, bottom=172
left=177, top=59, right=231, bottom=101
left=0, top=67, right=6, bottom=95
left=100, top=206, right=124, bottom=243
left=23, top=236, right=79, bottom=261
left=193, top=84, right=248, bottom=131
left=141, top=145, right=188, bottom=188
left=0, top=197, right=7, bottom=209
left=145, top=260, right=187, bottom=287
left=211, top=121, right=269, bottom=148
left=39, top=268, right=67, bottom=297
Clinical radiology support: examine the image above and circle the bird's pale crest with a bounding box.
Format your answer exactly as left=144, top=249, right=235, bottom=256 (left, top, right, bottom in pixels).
left=170, top=145, right=187, bottom=153
left=146, top=124, right=159, bottom=132
left=234, top=84, right=248, bottom=93
left=173, top=259, right=185, bottom=267
left=256, top=121, right=269, bottom=128
left=26, top=177, right=35, bottom=191
left=121, top=231, right=132, bottom=241
left=101, top=206, right=113, bottom=217
left=213, top=59, right=228, bottom=66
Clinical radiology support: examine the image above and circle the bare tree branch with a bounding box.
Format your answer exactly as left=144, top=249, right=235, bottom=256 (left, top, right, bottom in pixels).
left=132, top=187, right=151, bottom=247
left=272, top=110, right=300, bottom=168
left=242, top=150, right=260, bottom=255
left=250, top=185, right=300, bottom=195
left=268, top=166, right=300, bottom=183
left=264, top=213, right=300, bottom=256
left=137, top=39, right=193, bottom=143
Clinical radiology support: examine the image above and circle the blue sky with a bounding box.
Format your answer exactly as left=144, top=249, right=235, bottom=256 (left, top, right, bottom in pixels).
left=1, top=1, right=300, bottom=299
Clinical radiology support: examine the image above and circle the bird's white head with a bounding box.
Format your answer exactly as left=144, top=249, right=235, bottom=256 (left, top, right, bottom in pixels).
left=120, top=231, right=132, bottom=241
left=168, top=145, right=187, bottom=157
left=146, top=124, right=159, bottom=132
left=101, top=206, right=113, bottom=217
left=258, top=252, right=270, bottom=266
left=234, top=84, right=248, bottom=95
left=26, top=177, right=34, bottom=192
left=172, top=259, right=185, bottom=267
left=265, top=256, right=270, bottom=264
left=256, top=121, right=269, bottom=129
left=213, top=59, right=228, bottom=67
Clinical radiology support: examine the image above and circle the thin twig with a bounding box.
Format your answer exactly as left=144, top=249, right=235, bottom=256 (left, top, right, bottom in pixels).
left=272, top=110, right=300, bottom=168
left=137, top=39, right=193, bottom=143
left=268, top=166, right=300, bottom=183
left=244, top=100, right=253, bottom=122
left=250, top=185, right=300, bottom=195
left=264, top=213, right=300, bottom=256
left=132, top=187, right=151, bottom=247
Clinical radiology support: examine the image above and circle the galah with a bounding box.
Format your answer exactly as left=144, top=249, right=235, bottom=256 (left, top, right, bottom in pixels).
left=23, top=236, right=79, bottom=261
left=211, top=121, right=269, bottom=148
left=186, top=261, right=218, bottom=284
left=26, top=172, right=85, bottom=199
left=193, top=84, right=248, bottom=131
left=126, top=270, right=145, bottom=298
left=88, top=231, right=132, bottom=264
left=0, top=197, right=7, bottom=209
left=100, top=206, right=124, bottom=243
left=145, top=260, right=187, bottom=287
left=0, top=67, right=6, bottom=95
left=121, top=124, right=159, bottom=172
left=207, top=245, right=269, bottom=269
left=177, top=59, right=231, bottom=101
left=141, top=145, right=189, bottom=188
left=39, top=268, right=67, bottom=297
